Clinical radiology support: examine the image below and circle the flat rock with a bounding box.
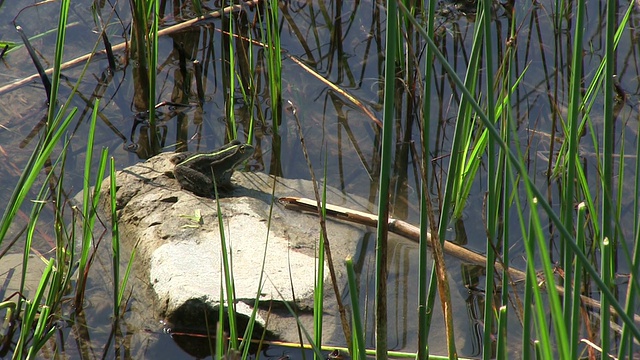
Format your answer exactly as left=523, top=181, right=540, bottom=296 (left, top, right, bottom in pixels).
left=99, top=152, right=370, bottom=344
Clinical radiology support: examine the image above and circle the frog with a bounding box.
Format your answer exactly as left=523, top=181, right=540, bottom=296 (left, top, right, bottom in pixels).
left=169, top=140, right=255, bottom=196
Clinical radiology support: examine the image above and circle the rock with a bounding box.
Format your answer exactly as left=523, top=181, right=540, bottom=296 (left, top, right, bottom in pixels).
left=0, top=253, right=47, bottom=301
left=99, top=152, right=368, bottom=345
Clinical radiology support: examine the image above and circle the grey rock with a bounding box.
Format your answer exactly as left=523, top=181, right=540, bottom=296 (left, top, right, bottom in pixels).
left=99, top=152, right=368, bottom=343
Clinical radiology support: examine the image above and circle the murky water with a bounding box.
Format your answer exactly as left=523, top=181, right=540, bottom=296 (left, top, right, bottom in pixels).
left=1, top=0, right=639, bottom=358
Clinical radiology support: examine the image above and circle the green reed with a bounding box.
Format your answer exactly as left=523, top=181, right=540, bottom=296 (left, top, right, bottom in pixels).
left=264, top=0, right=282, bottom=130
left=129, top=0, right=159, bottom=150
left=560, top=0, right=586, bottom=357
left=239, top=181, right=277, bottom=359
left=76, top=101, right=109, bottom=309
left=396, top=0, right=640, bottom=358
left=0, top=0, right=73, bottom=253
left=479, top=1, right=499, bottom=358
left=376, top=1, right=399, bottom=358
left=226, top=11, right=238, bottom=137
left=417, top=0, right=437, bottom=357
left=345, top=257, right=366, bottom=360
left=191, top=0, right=203, bottom=17
left=600, top=0, right=617, bottom=354
left=494, top=5, right=517, bottom=359
left=313, top=167, right=328, bottom=359
left=0, top=0, right=73, bottom=304
left=621, top=162, right=640, bottom=356
left=212, top=182, right=240, bottom=350
left=110, top=157, right=135, bottom=320
left=0, top=0, right=140, bottom=355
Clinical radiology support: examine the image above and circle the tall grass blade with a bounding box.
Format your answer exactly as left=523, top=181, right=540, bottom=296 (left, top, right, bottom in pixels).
left=212, top=182, right=238, bottom=349
left=47, top=0, right=70, bottom=125
left=599, top=1, right=618, bottom=354
left=313, top=163, right=328, bottom=359
left=398, top=2, right=640, bottom=341
left=191, top=0, right=203, bottom=17
left=0, top=0, right=75, bottom=250
left=14, top=25, right=51, bottom=101
left=346, top=257, right=366, bottom=360
left=148, top=0, right=159, bottom=138
left=496, top=6, right=518, bottom=356
left=288, top=102, right=352, bottom=346
left=619, top=81, right=640, bottom=356
left=265, top=0, right=282, bottom=129
left=376, top=1, right=399, bottom=358
left=0, top=108, right=75, bottom=250
left=479, top=1, right=499, bottom=357
left=417, top=0, right=437, bottom=358
left=559, top=0, right=585, bottom=337
left=525, top=199, right=553, bottom=359
left=15, top=260, right=54, bottom=360
left=110, top=158, right=121, bottom=317
left=571, top=203, right=587, bottom=359
left=76, top=100, right=108, bottom=309
left=226, top=11, right=237, bottom=138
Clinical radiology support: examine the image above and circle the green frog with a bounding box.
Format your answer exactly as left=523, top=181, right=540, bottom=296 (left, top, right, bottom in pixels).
left=170, top=140, right=254, bottom=196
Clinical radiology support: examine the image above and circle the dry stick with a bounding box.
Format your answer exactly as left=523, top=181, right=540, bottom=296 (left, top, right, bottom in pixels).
left=279, top=196, right=640, bottom=323
left=0, top=1, right=260, bottom=96
left=284, top=55, right=382, bottom=128
left=422, top=177, right=457, bottom=354
left=213, top=28, right=383, bottom=128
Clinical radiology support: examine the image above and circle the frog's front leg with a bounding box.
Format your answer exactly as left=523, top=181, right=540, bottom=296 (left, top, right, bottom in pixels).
left=173, top=164, right=213, bottom=197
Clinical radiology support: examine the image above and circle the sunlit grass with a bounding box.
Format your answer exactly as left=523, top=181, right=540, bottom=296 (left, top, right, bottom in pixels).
left=397, top=1, right=640, bottom=358
left=0, top=0, right=134, bottom=357
left=345, top=257, right=365, bottom=360
left=265, top=0, right=282, bottom=130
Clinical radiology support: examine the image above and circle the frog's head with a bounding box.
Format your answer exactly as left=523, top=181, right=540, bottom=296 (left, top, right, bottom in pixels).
left=227, top=141, right=254, bottom=166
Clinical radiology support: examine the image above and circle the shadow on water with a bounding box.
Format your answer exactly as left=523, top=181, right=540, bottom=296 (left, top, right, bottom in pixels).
left=0, top=0, right=639, bottom=358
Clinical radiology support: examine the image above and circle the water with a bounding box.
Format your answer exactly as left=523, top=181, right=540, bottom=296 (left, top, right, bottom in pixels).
left=1, top=0, right=639, bottom=358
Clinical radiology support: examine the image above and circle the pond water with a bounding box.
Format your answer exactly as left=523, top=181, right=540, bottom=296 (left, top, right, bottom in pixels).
left=1, top=0, right=639, bottom=358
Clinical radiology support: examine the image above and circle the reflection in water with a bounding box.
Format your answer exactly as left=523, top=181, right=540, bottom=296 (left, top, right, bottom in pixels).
left=461, top=263, right=489, bottom=358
